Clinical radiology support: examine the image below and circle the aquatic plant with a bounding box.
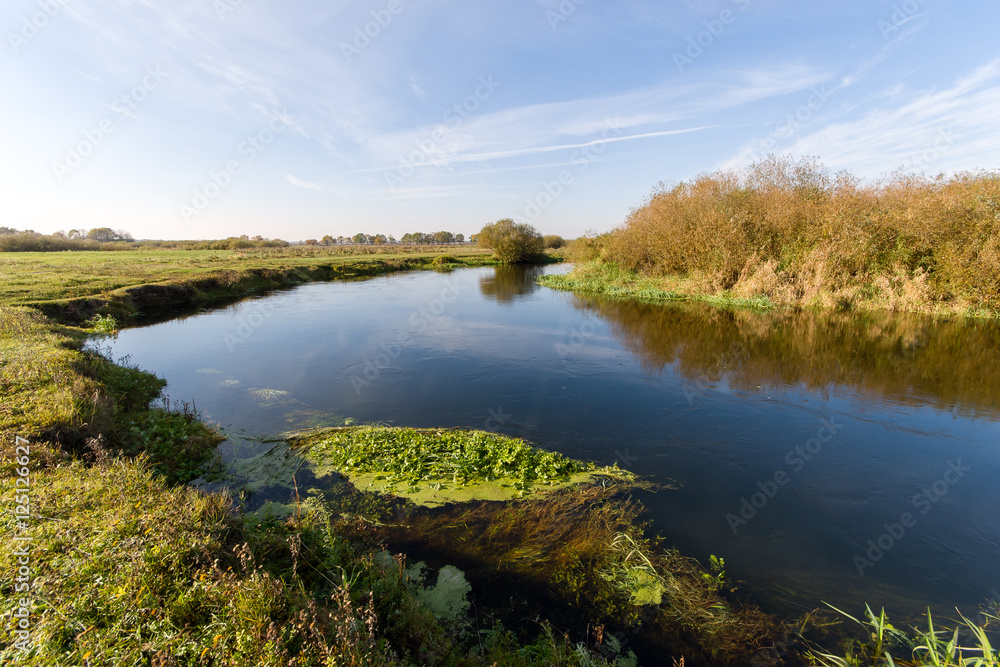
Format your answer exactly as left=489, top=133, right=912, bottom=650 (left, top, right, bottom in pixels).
left=86, top=313, right=119, bottom=337
left=303, top=426, right=618, bottom=492
left=377, top=482, right=781, bottom=664
left=809, top=605, right=1000, bottom=667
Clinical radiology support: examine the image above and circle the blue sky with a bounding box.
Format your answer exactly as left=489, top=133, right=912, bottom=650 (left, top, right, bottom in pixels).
left=1, top=0, right=998, bottom=241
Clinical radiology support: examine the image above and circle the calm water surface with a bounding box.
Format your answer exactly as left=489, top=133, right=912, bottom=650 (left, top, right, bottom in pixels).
left=100, top=265, right=1000, bottom=620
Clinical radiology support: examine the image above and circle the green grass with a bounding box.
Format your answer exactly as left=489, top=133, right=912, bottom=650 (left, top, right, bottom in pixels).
left=538, top=262, right=776, bottom=310
left=0, top=246, right=496, bottom=317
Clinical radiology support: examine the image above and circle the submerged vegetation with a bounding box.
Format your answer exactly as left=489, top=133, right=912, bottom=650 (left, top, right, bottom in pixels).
left=561, top=157, right=1000, bottom=317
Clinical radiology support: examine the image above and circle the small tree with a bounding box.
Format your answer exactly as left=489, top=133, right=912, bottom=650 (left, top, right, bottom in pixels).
left=543, top=234, right=565, bottom=249
left=321, top=235, right=334, bottom=245
left=455, top=233, right=465, bottom=244
left=477, top=219, right=544, bottom=264
left=305, top=239, right=319, bottom=246
left=87, top=227, right=119, bottom=242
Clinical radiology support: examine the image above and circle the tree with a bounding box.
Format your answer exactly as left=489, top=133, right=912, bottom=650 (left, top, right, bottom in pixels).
left=352, top=233, right=367, bottom=244
left=543, top=234, right=565, bottom=249
left=433, top=231, right=454, bottom=244
left=87, top=227, right=120, bottom=242
left=455, top=233, right=465, bottom=244
left=321, top=235, right=334, bottom=246
left=305, top=239, right=319, bottom=246
left=477, top=219, right=544, bottom=264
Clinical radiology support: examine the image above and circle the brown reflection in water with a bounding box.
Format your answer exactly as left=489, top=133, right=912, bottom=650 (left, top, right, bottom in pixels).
left=479, top=265, right=544, bottom=303
left=574, top=295, right=1000, bottom=416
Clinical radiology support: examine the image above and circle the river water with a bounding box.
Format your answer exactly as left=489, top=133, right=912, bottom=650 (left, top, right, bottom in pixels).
left=98, top=264, right=1000, bottom=621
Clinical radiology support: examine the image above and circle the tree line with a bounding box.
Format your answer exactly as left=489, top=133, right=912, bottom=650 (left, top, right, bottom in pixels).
left=303, top=231, right=467, bottom=246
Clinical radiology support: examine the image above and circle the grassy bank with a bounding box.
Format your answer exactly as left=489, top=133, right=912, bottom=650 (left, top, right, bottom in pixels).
left=569, top=157, right=1000, bottom=317
left=0, top=245, right=497, bottom=324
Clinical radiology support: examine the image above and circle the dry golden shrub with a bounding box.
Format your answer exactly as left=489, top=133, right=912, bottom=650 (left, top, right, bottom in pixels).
left=601, top=157, right=1000, bottom=312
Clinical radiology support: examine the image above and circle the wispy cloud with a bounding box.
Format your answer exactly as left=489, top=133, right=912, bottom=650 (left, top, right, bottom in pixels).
left=732, top=59, right=1000, bottom=177
left=285, top=174, right=324, bottom=191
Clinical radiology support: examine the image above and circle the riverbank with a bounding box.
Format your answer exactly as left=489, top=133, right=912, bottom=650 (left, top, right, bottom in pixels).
left=538, top=262, right=778, bottom=310
left=575, top=158, right=1000, bottom=319
left=0, top=245, right=500, bottom=324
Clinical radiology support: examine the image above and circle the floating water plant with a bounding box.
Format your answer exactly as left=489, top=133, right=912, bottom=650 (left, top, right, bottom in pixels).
left=297, top=426, right=630, bottom=505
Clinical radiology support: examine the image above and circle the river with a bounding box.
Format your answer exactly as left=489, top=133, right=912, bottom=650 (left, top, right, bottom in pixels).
left=97, top=263, right=1000, bottom=622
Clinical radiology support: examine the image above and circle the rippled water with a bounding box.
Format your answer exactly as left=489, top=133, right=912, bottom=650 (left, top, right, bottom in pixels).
left=98, top=264, right=1000, bottom=620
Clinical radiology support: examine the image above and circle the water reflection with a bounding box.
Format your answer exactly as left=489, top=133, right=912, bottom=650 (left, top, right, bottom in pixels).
left=572, top=294, right=1000, bottom=417
left=479, top=265, right=544, bottom=303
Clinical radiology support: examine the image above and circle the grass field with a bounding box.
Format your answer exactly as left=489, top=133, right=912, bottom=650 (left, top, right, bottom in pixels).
left=0, top=245, right=494, bottom=307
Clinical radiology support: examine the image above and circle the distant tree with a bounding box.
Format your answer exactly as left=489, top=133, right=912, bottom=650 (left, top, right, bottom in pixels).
left=52, top=230, right=67, bottom=239
left=321, top=235, right=334, bottom=246
left=239, top=234, right=250, bottom=240
left=455, top=233, right=465, bottom=244
left=388, top=235, right=396, bottom=244
left=352, top=233, right=367, bottom=244
left=469, top=233, right=478, bottom=244
left=252, top=235, right=264, bottom=242
left=305, top=239, right=319, bottom=246
left=0, top=227, right=17, bottom=235
left=67, top=229, right=86, bottom=240
left=87, top=227, right=120, bottom=242
left=477, top=219, right=544, bottom=264
left=116, top=229, right=135, bottom=242
left=543, top=234, right=565, bottom=249
left=433, top=231, right=454, bottom=244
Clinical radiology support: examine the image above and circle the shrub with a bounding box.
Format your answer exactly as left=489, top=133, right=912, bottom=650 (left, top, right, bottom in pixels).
left=543, top=234, right=566, bottom=249
left=598, top=156, right=1000, bottom=311
left=477, top=219, right=544, bottom=264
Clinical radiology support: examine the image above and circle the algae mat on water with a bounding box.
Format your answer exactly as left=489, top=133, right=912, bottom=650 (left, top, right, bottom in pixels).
left=292, top=426, right=633, bottom=507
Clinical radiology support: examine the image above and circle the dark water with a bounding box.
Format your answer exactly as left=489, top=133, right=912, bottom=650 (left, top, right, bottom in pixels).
left=98, top=264, right=1000, bottom=621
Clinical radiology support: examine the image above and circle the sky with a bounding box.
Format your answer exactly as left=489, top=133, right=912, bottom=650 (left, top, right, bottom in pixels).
left=1, top=0, right=999, bottom=241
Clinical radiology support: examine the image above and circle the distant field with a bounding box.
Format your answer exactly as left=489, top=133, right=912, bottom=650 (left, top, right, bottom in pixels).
left=0, top=245, right=493, bottom=306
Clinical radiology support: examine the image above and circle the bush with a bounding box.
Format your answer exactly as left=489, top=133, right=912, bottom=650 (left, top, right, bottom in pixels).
left=599, top=156, right=1000, bottom=311
left=477, top=219, right=544, bottom=264
left=543, top=235, right=566, bottom=249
